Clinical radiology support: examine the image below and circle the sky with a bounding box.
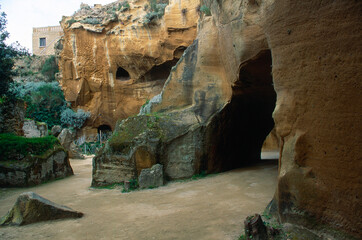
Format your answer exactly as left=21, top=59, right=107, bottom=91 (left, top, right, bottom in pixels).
left=1, top=0, right=115, bottom=53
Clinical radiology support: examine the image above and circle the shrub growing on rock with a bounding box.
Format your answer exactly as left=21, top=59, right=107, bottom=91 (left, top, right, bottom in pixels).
left=200, top=5, right=211, bottom=16
left=143, top=0, right=168, bottom=24
left=60, top=109, right=90, bottom=129
left=40, top=55, right=59, bottom=81
left=80, top=17, right=101, bottom=25
left=0, top=133, right=59, bottom=161
left=11, top=81, right=67, bottom=128
left=0, top=9, right=29, bottom=98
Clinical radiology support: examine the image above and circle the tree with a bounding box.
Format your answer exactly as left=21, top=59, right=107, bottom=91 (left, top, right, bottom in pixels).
left=12, top=81, right=68, bottom=128
left=60, top=108, right=91, bottom=129
left=41, top=55, right=59, bottom=81
left=0, top=7, right=28, bottom=97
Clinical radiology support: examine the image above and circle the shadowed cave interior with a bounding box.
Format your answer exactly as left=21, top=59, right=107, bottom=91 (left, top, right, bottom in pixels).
left=140, top=58, right=180, bottom=82
left=97, top=124, right=112, bottom=134
left=205, top=49, right=277, bottom=172
left=116, top=67, right=131, bottom=81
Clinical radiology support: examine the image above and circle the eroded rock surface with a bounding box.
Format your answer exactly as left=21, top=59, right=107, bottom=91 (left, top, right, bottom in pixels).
left=138, top=164, right=164, bottom=189
left=58, top=128, right=83, bottom=159
left=58, top=0, right=199, bottom=131
left=0, top=192, right=83, bottom=226
left=0, top=100, right=25, bottom=135
left=51, top=125, right=62, bottom=137
left=23, top=119, right=48, bottom=138
left=93, top=0, right=362, bottom=238
left=0, top=146, right=73, bottom=187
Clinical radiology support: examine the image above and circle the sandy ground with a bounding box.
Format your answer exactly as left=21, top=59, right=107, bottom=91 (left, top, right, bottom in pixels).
left=0, top=157, right=278, bottom=240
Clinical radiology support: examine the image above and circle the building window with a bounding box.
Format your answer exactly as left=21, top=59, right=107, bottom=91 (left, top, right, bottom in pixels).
left=39, top=38, right=46, bottom=47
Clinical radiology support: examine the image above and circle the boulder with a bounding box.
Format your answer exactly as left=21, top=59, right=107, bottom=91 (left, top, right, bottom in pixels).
left=0, top=192, right=83, bottom=226
left=51, top=125, right=62, bottom=137
left=58, top=128, right=76, bottom=149
left=138, top=164, right=164, bottom=189
left=23, top=119, right=48, bottom=138
left=58, top=129, right=83, bottom=159
left=69, top=142, right=84, bottom=159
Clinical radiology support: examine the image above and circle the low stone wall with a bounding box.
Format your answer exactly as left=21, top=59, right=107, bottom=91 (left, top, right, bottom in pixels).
left=0, top=146, right=73, bottom=187
left=23, top=119, right=48, bottom=138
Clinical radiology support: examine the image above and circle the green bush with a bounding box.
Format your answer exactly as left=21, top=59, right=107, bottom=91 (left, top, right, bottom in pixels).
left=0, top=133, right=59, bottom=161
left=122, top=178, right=139, bottom=192
left=81, top=17, right=101, bottom=25
left=143, top=0, right=168, bottom=24
left=40, top=55, right=59, bottom=81
left=200, top=5, right=211, bottom=16
left=118, top=1, right=130, bottom=11
left=0, top=10, right=29, bottom=98
left=79, top=141, right=104, bottom=155
left=11, top=81, right=67, bottom=128
left=66, top=18, right=77, bottom=27
left=60, top=108, right=91, bottom=129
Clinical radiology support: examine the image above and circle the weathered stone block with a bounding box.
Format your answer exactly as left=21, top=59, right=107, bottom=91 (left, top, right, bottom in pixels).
left=0, top=147, right=73, bottom=187
left=23, top=119, right=48, bottom=138
left=51, top=125, right=62, bottom=137
left=0, top=192, right=83, bottom=226
left=138, top=164, right=164, bottom=189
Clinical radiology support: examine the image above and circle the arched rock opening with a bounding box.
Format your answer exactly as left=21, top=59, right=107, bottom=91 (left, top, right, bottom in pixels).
left=140, top=58, right=180, bottom=82
left=205, top=49, right=277, bottom=172
left=116, top=67, right=130, bottom=81
left=97, top=124, right=112, bottom=134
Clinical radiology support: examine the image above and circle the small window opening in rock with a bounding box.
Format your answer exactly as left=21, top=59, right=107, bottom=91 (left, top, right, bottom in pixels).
left=116, top=67, right=130, bottom=81
left=205, top=49, right=277, bottom=172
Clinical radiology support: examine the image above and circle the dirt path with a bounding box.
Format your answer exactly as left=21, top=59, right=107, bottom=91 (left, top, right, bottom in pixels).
left=0, top=157, right=278, bottom=240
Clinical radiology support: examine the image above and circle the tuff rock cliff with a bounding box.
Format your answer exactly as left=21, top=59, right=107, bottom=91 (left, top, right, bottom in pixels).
left=58, top=0, right=199, bottom=134
left=92, top=0, right=362, bottom=238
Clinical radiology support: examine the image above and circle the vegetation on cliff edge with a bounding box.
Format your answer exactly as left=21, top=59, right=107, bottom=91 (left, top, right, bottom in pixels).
left=0, top=133, right=60, bottom=161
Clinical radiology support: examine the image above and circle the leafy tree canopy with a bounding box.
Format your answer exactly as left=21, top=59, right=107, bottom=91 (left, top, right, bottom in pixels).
left=0, top=6, right=29, bottom=97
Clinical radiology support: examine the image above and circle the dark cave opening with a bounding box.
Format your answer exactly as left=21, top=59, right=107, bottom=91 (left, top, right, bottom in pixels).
left=116, top=67, right=131, bottom=81
left=97, top=124, right=112, bottom=134
left=141, top=58, right=180, bottom=82
left=206, top=49, right=277, bottom=172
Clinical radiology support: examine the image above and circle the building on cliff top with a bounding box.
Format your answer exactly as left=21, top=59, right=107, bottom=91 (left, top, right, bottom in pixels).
left=32, top=26, right=63, bottom=55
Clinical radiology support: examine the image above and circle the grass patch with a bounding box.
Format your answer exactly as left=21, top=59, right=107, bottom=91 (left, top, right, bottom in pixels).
left=191, top=170, right=207, bottom=180
left=92, top=182, right=124, bottom=190
left=122, top=178, right=139, bottom=193
left=0, top=133, right=60, bottom=161
left=174, top=170, right=217, bottom=183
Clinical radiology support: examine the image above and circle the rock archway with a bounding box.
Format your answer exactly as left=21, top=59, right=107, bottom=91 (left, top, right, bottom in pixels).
left=140, top=58, right=180, bottom=82
left=116, top=67, right=130, bottom=81
left=97, top=124, right=112, bottom=134
left=205, top=49, right=276, bottom=172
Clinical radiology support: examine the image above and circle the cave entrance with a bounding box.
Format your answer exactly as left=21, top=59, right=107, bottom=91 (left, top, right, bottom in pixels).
left=141, top=58, right=179, bottom=82
left=116, top=67, right=130, bottom=81
left=98, top=125, right=112, bottom=142
left=206, top=49, right=277, bottom=172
